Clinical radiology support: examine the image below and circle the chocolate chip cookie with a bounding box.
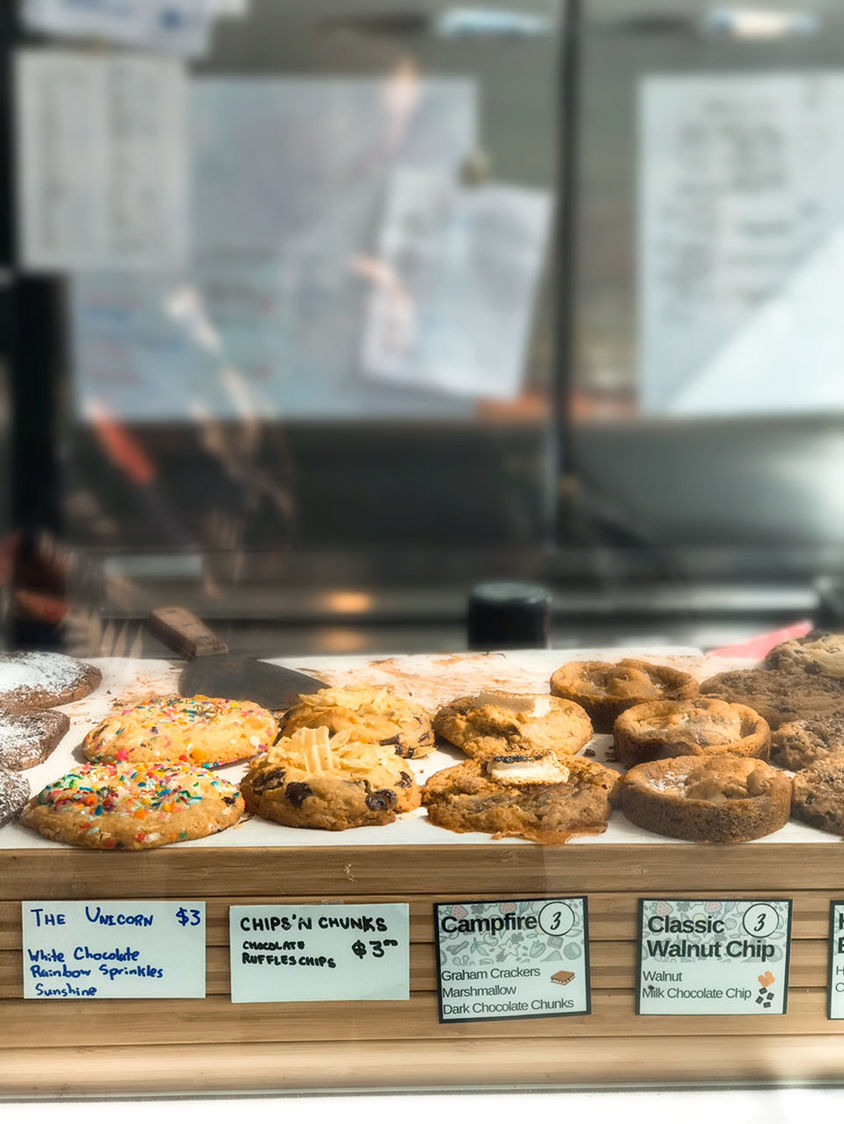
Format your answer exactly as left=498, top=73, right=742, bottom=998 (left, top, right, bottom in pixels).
left=700, top=668, right=844, bottom=728
left=771, top=712, right=844, bottom=771
left=792, top=758, right=844, bottom=834
left=765, top=630, right=844, bottom=678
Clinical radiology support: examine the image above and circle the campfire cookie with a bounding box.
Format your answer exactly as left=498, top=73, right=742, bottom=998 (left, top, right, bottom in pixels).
left=619, top=756, right=792, bottom=843
left=771, top=713, right=844, bottom=772
left=434, top=691, right=592, bottom=761
left=0, top=767, right=30, bottom=827
left=550, top=658, right=698, bottom=733
left=83, top=695, right=277, bottom=767
left=422, top=754, right=619, bottom=844
left=700, top=668, right=844, bottom=729
left=613, top=698, right=770, bottom=768
left=765, top=630, right=844, bottom=678
left=0, top=709, right=70, bottom=771
left=242, top=727, right=421, bottom=830
left=20, top=761, right=244, bottom=849
left=0, top=652, right=101, bottom=714
left=280, top=684, right=433, bottom=759
left=792, top=758, right=844, bottom=834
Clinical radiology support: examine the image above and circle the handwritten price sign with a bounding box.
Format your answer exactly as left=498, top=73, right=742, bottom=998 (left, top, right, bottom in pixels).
left=229, top=903, right=410, bottom=1003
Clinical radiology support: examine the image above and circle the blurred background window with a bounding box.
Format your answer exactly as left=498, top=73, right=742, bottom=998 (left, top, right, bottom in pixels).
left=2, top=0, right=843, bottom=656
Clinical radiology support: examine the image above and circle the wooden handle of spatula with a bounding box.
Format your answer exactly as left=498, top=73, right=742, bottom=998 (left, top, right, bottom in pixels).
left=147, top=606, right=229, bottom=659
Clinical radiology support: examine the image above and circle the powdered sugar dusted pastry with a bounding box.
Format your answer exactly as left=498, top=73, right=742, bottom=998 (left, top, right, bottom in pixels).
left=0, top=767, right=29, bottom=827
left=765, top=630, right=844, bottom=678
left=771, top=713, right=844, bottom=772
left=434, top=691, right=592, bottom=761
left=83, top=695, right=277, bottom=767
left=242, top=727, right=421, bottom=830
left=422, top=754, right=619, bottom=844
left=700, top=668, right=844, bottom=728
left=280, top=684, right=434, bottom=759
left=0, top=709, right=70, bottom=770
left=792, top=758, right=844, bottom=834
left=613, top=698, right=770, bottom=767
left=550, top=658, right=698, bottom=733
left=0, top=652, right=101, bottom=714
left=20, top=761, right=244, bottom=849
left=619, top=756, right=791, bottom=842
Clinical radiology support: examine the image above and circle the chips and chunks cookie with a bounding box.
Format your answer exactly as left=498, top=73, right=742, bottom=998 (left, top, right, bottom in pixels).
left=280, top=684, right=434, bottom=759
left=242, top=727, right=420, bottom=830
left=0, top=709, right=70, bottom=771
left=83, top=695, right=277, bottom=767
left=550, top=658, right=698, bottom=733
left=422, top=754, right=619, bottom=844
left=20, top=761, right=244, bottom=850
left=434, top=691, right=592, bottom=761
left=0, top=652, right=101, bottom=714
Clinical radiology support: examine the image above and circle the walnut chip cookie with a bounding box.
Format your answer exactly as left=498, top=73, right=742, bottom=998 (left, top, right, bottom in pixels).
left=771, top=713, right=844, bottom=772
left=765, top=630, right=844, bottom=678
left=792, top=758, right=844, bottom=834
left=0, top=709, right=70, bottom=771
left=434, top=691, right=592, bottom=761
left=83, top=695, right=277, bottom=767
left=619, top=756, right=792, bottom=843
left=280, top=684, right=433, bottom=759
left=242, top=727, right=421, bottom=830
left=0, top=652, right=101, bottom=714
left=613, top=698, right=770, bottom=767
left=422, top=754, right=619, bottom=844
left=550, top=658, right=698, bottom=733
left=20, top=761, right=244, bottom=849
left=700, top=668, right=844, bottom=729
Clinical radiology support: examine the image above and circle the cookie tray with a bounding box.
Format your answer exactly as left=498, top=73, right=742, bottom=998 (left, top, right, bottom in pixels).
left=2, top=650, right=844, bottom=1095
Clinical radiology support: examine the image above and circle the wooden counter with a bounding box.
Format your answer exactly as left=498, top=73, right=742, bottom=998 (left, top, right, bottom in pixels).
left=2, top=651, right=844, bottom=1096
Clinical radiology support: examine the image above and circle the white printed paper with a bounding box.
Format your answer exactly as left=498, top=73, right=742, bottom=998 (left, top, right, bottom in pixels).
left=20, top=0, right=212, bottom=56
left=15, top=49, right=188, bottom=271
left=71, top=77, right=479, bottom=420
left=229, top=903, right=410, bottom=1003
left=362, top=169, right=552, bottom=399
left=639, top=73, right=844, bottom=416
left=22, top=900, right=206, bottom=999
left=434, top=898, right=590, bottom=1022
left=637, top=899, right=792, bottom=1016
left=828, top=902, right=844, bottom=1018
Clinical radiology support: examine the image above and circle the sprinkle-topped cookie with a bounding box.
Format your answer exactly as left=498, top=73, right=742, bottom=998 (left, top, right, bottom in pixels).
left=21, top=761, right=244, bottom=849
left=0, top=652, right=101, bottom=714
left=83, top=695, right=277, bottom=767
